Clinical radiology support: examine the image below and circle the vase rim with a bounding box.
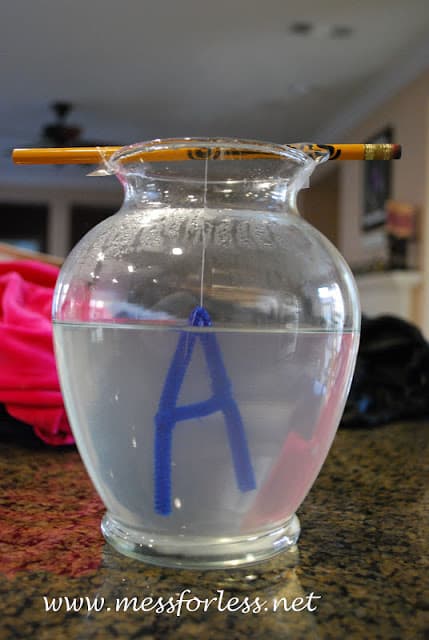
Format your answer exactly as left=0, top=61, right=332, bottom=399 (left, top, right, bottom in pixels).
left=106, top=137, right=323, bottom=173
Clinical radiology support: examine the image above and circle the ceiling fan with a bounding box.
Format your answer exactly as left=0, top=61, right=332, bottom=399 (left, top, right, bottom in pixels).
left=5, top=101, right=119, bottom=167
left=40, top=101, right=115, bottom=147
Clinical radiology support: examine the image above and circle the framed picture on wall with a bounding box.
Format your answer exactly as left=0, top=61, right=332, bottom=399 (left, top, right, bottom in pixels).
left=362, top=127, right=393, bottom=232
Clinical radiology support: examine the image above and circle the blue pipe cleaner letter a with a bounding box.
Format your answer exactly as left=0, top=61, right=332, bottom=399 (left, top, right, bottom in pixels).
left=154, top=306, right=256, bottom=515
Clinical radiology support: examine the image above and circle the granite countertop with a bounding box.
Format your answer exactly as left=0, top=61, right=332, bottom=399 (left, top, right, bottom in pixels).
left=0, top=421, right=428, bottom=639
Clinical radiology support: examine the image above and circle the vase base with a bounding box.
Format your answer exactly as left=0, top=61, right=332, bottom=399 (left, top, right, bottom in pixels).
left=101, top=513, right=301, bottom=570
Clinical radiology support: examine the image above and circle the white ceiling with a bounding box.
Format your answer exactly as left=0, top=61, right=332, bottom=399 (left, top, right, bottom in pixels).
left=1, top=0, right=428, bottom=160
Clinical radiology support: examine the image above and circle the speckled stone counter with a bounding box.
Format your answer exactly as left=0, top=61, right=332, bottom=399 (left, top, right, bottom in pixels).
left=0, top=422, right=428, bottom=639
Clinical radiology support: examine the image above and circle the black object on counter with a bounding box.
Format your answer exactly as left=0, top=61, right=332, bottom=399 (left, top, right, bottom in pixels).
left=342, top=315, right=429, bottom=428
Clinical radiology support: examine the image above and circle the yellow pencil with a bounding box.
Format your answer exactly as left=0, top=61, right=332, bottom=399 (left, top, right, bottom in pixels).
left=12, top=143, right=402, bottom=165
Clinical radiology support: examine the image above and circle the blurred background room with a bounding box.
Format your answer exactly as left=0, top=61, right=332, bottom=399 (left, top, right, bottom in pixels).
left=0, top=0, right=428, bottom=330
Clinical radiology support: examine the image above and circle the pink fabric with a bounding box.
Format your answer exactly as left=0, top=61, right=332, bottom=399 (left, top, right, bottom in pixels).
left=0, top=261, right=73, bottom=446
